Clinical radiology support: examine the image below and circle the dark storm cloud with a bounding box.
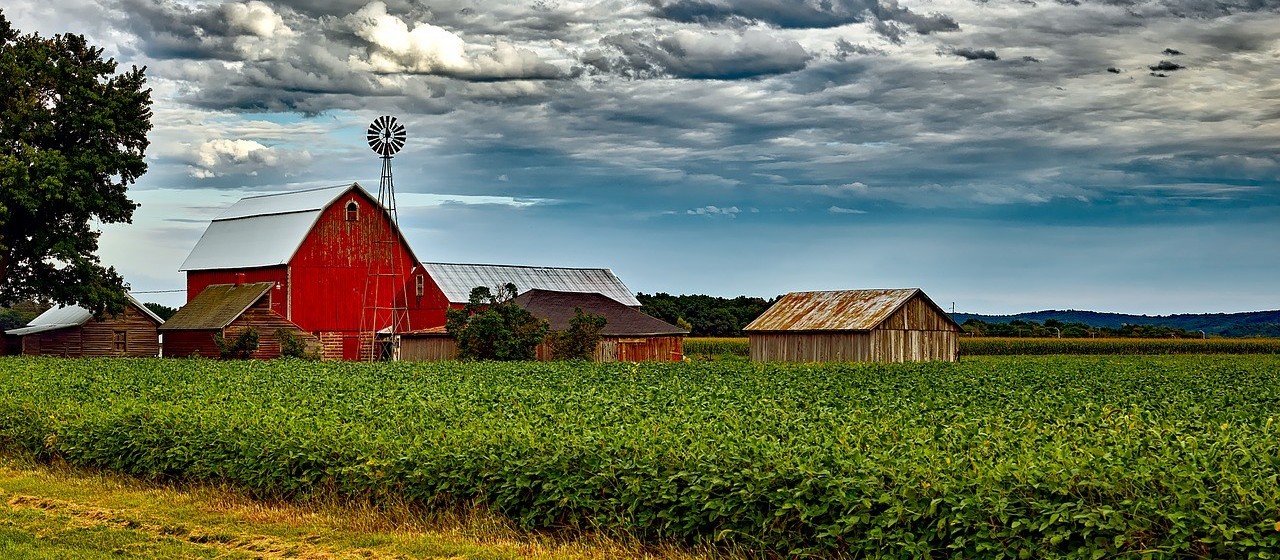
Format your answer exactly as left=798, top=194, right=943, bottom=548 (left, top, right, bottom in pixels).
left=1061, top=0, right=1279, bottom=18
left=584, top=29, right=812, bottom=79
left=832, top=38, right=886, bottom=60
left=943, top=46, right=1000, bottom=61
left=646, top=0, right=959, bottom=34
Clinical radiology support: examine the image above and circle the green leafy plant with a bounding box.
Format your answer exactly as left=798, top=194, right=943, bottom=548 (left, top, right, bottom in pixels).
left=213, top=327, right=259, bottom=360
left=445, top=284, right=548, bottom=361
left=2, top=355, right=1279, bottom=557
left=547, top=307, right=606, bottom=360
left=274, top=328, right=315, bottom=359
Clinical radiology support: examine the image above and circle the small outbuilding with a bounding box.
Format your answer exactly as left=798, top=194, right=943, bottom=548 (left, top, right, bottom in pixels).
left=744, top=289, right=960, bottom=362
left=514, top=289, right=688, bottom=361
left=4, top=295, right=164, bottom=357
left=398, top=289, right=688, bottom=362
left=159, top=281, right=318, bottom=359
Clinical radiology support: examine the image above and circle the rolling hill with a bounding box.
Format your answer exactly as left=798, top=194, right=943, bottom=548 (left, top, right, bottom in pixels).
left=950, top=310, right=1280, bottom=337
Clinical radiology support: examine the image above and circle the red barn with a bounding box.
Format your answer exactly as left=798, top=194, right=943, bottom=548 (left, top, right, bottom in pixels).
left=178, top=183, right=449, bottom=360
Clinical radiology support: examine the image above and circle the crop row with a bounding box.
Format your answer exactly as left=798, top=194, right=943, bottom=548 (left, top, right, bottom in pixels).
left=685, top=336, right=1280, bottom=359
left=0, top=356, right=1278, bottom=557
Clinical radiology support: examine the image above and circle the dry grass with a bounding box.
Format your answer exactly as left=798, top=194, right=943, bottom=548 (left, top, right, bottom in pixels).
left=0, top=455, right=723, bottom=560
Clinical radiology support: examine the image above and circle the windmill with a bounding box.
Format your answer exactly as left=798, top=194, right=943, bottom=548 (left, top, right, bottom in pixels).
left=361, top=115, right=410, bottom=361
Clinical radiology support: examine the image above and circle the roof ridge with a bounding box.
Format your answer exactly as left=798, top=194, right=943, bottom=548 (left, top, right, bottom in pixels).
left=423, top=262, right=610, bottom=271
left=238, top=183, right=352, bottom=201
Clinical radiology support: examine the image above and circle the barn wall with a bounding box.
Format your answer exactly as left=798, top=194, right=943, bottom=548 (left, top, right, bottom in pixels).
left=223, top=298, right=319, bottom=359
left=162, top=330, right=220, bottom=358
left=78, top=305, right=161, bottom=357
left=187, top=266, right=288, bottom=316
left=533, top=336, right=684, bottom=362
left=288, top=189, right=449, bottom=333
left=400, top=336, right=458, bottom=361
left=749, top=332, right=872, bottom=362
left=880, top=295, right=960, bottom=332
left=21, top=328, right=83, bottom=356
left=869, top=329, right=958, bottom=362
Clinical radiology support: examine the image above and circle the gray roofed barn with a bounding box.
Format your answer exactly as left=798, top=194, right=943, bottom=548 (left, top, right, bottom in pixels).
left=5, top=294, right=164, bottom=357
left=180, top=184, right=376, bottom=271
left=422, top=262, right=641, bottom=307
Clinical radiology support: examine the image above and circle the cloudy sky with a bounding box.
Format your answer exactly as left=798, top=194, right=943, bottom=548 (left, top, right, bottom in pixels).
left=7, top=0, right=1278, bottom=314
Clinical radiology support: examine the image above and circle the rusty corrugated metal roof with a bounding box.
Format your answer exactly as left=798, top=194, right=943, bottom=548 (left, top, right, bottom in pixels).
left=744, top=289, right=922, bottom=332
left=158, top=282, right=274, bottom=331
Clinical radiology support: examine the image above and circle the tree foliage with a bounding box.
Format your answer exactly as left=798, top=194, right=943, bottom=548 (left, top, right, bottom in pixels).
left=637, top=293, right=774, bottom=337
left=214, top=327, right=259, bottom=360
left=0, top=10, right=152, bottom=317
left=445, top=284, right=549, bottom=361
left=142, top=302, right=177, bottom=321
left=547, top=307, right=606, bottom=361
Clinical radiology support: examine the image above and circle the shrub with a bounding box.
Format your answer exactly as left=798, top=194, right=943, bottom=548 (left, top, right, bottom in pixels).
left=275, top=328, right=315, bottom=359
left=445, top=284, right=548, bottom=360
left=214, top=327, right=259, bottom=360
left=547, top=307, right=606, bottom=360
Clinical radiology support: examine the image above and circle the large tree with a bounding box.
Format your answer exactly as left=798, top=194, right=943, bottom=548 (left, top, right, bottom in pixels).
left=0, top=10, right=151, bottom=316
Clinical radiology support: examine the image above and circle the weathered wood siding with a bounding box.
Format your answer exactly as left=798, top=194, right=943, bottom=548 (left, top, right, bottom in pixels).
left=19, top=305, right=160, bottom=357
left=399, top=335, right=458, bottom=361
left=21, top=328, right=82, bottom=356
left=401, top=335, right=684, bottom=362
left=223, top=298, right=319, bottom=359
left=536, top=335, right=684, bottom=362
left=162, top=330, right=220, bottom=358
left=869, top=329, right=957, bottom=362
left=749, top=332, right=872, bottom=362
left=880, top=295, right=960, bottom=332
left=163, top=299, right=316, bottom=360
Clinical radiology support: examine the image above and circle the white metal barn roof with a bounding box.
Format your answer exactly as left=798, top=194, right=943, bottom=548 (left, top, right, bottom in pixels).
left=179, top=184, right=364, bottom=271
left=5, top=294, right=164, bottom=336
left=422, top=262, right=641, bottom=307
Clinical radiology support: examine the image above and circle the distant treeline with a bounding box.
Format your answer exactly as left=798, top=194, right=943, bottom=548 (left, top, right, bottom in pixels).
left=953, top=309, right=1280, bottom=337
left=637, top=293, right=776, bottom=337
left=964, top=318, right=1218, bottom=338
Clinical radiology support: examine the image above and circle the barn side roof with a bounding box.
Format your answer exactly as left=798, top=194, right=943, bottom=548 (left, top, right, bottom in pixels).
left=513, top=289, right=688, bottom=336
left=744, top=289, right=948, bottom=332
left=179, top=183, right=380, bottom=271
left=422, top=262, right=641, bottom=307
left=5, top=294, right=164, bottom=336
left=158, top=282, right=274, bottom=331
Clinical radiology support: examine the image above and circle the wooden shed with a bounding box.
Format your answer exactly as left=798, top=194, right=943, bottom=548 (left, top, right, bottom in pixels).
left=4, top=295, right=163, bottom=357
left=397, top=326, right=458, bottom=362
left=399, top=290, right=688, bottom=362
left=744, top=289, right=960, bottom=362
left=159, top=281, right=318, bottom=359
left=515, top=289, right=688, bottom=362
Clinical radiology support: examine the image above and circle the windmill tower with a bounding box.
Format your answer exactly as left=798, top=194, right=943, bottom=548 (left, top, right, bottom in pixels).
left=361, top=115, right=410, bottom=360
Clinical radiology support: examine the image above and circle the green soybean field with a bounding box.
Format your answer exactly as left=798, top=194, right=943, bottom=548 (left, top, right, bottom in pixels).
left=0, top=356, right=1277, bottom=558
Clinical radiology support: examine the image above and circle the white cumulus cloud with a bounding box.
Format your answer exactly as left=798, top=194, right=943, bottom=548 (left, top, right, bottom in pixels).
left=187, top=138, right=309, bottom=178
left=345, top=2, right=561, bottom=79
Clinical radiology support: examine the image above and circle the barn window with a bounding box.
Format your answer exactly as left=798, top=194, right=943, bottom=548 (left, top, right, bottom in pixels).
left=414, top=274, right=425, bottom=297
left=345, top=200, right=359, bottom=221
left=113, top=331, right=127, bottom=354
